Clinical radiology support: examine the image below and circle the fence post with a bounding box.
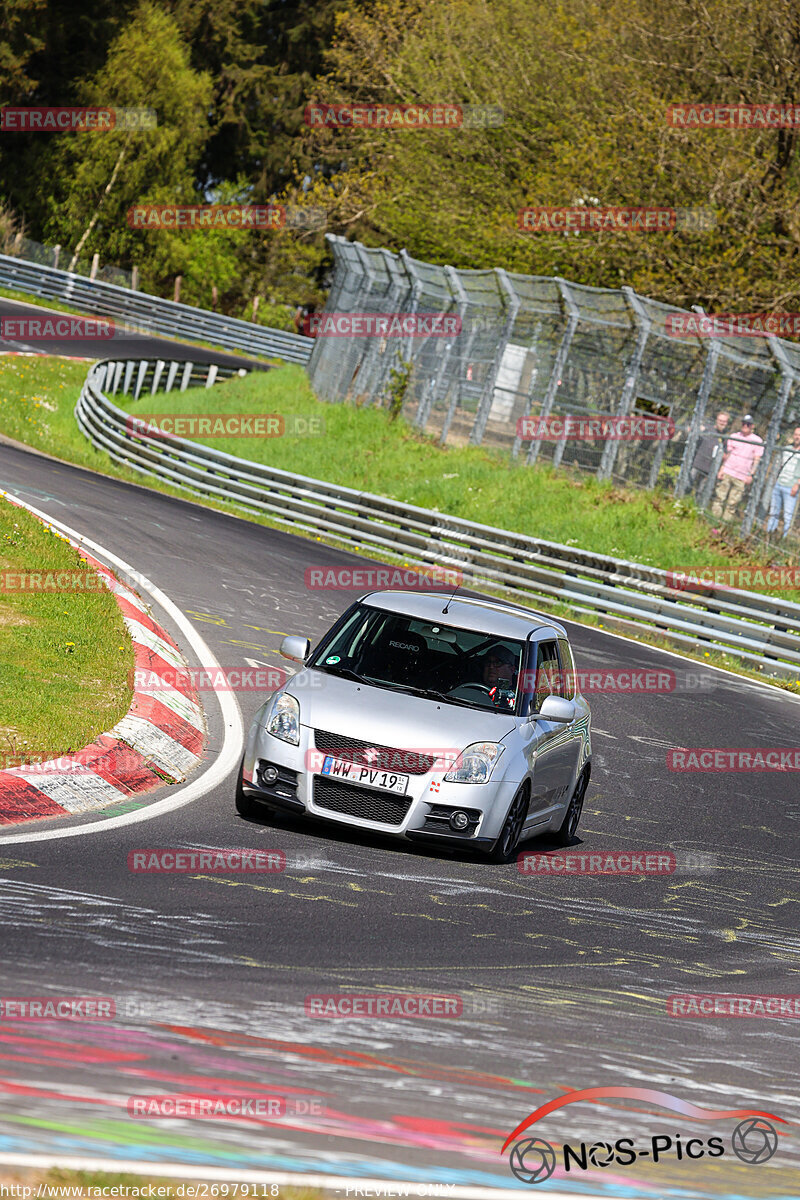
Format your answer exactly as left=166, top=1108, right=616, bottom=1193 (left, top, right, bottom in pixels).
left=674, top=306, right=720, bottom=499
left=469, top=268, right=520, bottom=445
left=364, top=247, right=411, bottom=407
left=349, top=241, right=381, bottom=403
left=89, top=252, right=99, bottom=281
left=440, top=278, right=481, bottom=446
left=150, top=360, right=165, bottom=394
left=180, top=361, right=193, bottom=392
left=133, top=360, right=149, bottom=401
left=52, top=244, right=61, bottom=270
left=527, top=279, right=580, bottom=465
left=741, top=337, right=795, bottom=536
left=598, top=287, right=650, bottom=482
left=131, top=265, right=139, bottom=291
left=398, top=249, right=424, bottom=380
left=511, top=319, right=544, bottom=460
left=414, top=264, right=467, bottom=431
left=307, top=234, right=346, bottom=387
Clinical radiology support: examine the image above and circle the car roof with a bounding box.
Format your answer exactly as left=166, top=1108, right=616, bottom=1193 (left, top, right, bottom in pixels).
left=359, top=589, right=567, bottom=640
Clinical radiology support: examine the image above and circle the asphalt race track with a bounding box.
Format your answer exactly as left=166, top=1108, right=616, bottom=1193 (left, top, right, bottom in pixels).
left=0, top=297, right=273, bottom=368
left=0, top=440, right=798, bottom=1198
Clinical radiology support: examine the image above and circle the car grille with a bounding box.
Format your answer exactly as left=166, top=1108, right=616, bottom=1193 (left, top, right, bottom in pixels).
left=313, top=729, right=435, bottom=775
left=313, top=776, right=413, bottom=825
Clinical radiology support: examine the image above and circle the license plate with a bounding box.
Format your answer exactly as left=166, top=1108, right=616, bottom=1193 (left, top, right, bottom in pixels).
left=321, top=755, right=409, bottom=795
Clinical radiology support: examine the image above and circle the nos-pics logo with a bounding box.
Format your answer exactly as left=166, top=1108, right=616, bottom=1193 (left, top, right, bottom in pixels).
left=503, top=1087, right=784, bottom=1185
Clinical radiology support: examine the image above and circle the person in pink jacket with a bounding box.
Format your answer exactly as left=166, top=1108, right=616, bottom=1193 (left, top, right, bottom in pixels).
left=711, top=414, right=764, bottom=521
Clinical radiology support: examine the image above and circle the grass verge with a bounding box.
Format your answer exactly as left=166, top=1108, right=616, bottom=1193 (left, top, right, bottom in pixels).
left=0, top=355, right=797, bottom=694
left=0, top=492, right=134, bottom=764
left=120, top=365, right=800, bottom=595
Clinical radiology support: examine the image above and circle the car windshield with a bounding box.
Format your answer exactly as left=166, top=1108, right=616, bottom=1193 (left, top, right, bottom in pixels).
left=309, top=604, right=526, bottom=713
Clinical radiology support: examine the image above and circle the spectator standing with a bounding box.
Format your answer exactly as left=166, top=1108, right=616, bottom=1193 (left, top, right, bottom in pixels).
left=710, top=414, right=764, bottom=521
left=689, top=410, right=730, bottom=498
left=766, top=425, right=800, bottom=537
left=293, top=303, right=317, bottom=336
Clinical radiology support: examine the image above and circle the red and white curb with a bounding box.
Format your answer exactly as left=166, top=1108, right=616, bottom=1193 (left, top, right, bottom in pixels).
left=0, top=505, right=206, bottom=825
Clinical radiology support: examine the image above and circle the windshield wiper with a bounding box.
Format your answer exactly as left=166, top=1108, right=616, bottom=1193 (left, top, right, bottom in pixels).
left=376, top=680, right=425, bottom=696
left=412, top=687, right=454, bottom=703
left=384, top=683, right=489, bottom=710
left=318, top=665, right=372, bottom=684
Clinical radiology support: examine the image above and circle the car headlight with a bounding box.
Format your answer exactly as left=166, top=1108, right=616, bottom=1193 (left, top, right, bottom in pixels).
left=444, top=742, right=504, bottom=784
left=265, top=692, right=300, bottom=745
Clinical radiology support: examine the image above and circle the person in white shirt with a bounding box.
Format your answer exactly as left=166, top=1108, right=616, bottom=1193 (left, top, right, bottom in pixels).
left=766, top=426, right=800, bottom=537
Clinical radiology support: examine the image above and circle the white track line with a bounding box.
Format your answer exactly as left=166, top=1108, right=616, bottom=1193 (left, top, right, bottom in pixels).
left=0, top=1153, right=603, bottom=1199
left=0, top=493, right=243, bottom=844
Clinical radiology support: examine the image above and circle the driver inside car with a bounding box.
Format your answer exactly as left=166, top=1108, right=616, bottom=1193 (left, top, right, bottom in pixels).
left=472, top=644, right=518, bottom=708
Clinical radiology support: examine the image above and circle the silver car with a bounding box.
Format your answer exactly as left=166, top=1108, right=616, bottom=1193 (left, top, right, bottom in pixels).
left=236, top=590, right=592, bottom=862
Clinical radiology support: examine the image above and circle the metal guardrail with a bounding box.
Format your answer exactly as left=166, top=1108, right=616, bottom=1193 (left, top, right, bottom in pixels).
left=0, top=251, right=313, bottom=366
left=74, top=357, right=800, bottom=682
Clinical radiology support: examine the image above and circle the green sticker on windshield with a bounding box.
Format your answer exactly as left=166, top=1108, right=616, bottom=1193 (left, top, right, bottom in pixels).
left=326, top=655, right=341, bottom=664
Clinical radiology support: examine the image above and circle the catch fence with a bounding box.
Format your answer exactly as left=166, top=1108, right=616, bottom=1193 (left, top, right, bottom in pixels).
left=308, top=237, right=800, bottom=541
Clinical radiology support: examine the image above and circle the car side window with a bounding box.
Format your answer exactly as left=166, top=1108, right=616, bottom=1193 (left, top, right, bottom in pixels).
left=531, top=640, right=562, bottom=712
left=558, top=638, right=576, bottom=700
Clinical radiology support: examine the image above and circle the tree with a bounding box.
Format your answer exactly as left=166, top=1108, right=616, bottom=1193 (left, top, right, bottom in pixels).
left=298, top=0, right=800, bottom=311
left=167, top=0, right=348, bottom=197
left=42, top=2, right=212, bottom=285
left=0, top=0, right=46, bottom=105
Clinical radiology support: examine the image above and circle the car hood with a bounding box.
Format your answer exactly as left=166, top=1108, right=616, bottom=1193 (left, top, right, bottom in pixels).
left=288, top=670, right=517, bottom=750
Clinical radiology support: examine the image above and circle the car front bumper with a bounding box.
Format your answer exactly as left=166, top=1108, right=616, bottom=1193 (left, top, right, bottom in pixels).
left=242, top=724, right=519, bottom=846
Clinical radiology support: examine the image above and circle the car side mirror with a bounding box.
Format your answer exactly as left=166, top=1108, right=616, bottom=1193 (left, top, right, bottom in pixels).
left=280, top=635, right=311, bottom=664
left=529, top=696, right=575, bottom=723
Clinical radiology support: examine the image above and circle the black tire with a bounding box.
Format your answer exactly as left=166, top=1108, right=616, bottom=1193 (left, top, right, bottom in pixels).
left=235, top=755, right=267, bottom=821
left=553, top=768, right=589, bottom=847
left=487, top=784, right=530, bottom=864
